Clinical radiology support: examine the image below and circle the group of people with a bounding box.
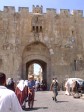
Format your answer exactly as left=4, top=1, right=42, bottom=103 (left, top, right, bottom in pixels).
left=0, top=72, right=59, bottom=112
left=65, top=79, right=80, bottom=97
left=2, top=72, right=80, bottom=112
left=50, top=77, right=81, bottom=101
left=35, top=79, right=47, bottom=91
left=0, top=72, right=36, bottom=112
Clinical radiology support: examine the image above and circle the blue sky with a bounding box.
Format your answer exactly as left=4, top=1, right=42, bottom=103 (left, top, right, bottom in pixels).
left=0, top=0, right=84, bottom=12
left=34, top=64, right=41, bottom=75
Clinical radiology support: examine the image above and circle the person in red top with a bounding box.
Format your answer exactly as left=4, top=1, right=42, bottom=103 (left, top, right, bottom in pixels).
left=15, top=80, right=27, bottom=108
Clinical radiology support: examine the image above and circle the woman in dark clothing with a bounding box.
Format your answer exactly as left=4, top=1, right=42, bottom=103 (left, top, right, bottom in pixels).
left=50, top=78, right=58, bottom=102
left=6, top=78, right=15, bottom=92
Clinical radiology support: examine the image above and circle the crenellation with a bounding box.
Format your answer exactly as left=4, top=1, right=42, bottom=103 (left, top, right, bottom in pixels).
left=46, top=8, right=56, bottom=14
left=32, top=5, right=43, bottom=13
left=60, top=9, right=70, bottom=16
left=0, top=6, right=83, bottom=17
left=72, top=10, right=83, bottom=17
left=4, top=6, right=15, bottom=13
left=18, top=7, right=29, bottom=12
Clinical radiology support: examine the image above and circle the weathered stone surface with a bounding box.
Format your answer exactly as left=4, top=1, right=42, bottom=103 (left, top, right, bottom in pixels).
left=0, top=5, right=84, bottom=87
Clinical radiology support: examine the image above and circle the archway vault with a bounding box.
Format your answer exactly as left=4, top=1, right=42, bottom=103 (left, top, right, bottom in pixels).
left=22, top=41, right=51, bottom=88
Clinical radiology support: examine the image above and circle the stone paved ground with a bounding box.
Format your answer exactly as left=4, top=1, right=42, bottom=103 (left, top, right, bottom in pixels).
left=23, top=91, right=84, bottom=112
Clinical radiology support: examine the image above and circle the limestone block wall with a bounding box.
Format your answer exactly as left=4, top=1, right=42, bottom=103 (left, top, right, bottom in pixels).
left=0, top=5, right=84, bottom=83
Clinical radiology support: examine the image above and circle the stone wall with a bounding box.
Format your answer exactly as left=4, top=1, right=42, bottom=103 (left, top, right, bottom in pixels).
left=0, top=5, right=84, bottom=85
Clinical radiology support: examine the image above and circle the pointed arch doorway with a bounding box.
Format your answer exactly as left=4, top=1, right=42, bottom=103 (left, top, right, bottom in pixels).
left=22, top=42, right=51, bottom=89
left=26, top=59, right=47, bottom=84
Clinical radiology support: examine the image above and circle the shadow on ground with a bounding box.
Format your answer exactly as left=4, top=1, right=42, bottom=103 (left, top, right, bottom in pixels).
left=56, top=101, right=69, bottom=103
left=23, top=107, right=48, bottom=111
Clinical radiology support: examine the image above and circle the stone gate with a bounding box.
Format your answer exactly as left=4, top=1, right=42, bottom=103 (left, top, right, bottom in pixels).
left=0, top=5, right=84, bottom=88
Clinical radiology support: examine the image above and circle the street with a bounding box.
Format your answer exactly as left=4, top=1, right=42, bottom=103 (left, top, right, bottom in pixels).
left=23, top=91, right=84, bottom=112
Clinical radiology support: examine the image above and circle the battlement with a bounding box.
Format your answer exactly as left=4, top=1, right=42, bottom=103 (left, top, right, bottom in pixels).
left=60, top=9, right=70, bottom=16
left=0, top=6, right=83, bottom=17
left=32, top=5, right=43, bottom=13
left=71, top=10, right=83, bottom=16
left=4, top=6, right=15, bottom=13
left=46, top=8, right=56, bottom=14
left=18, top=7, right=29, bottom=12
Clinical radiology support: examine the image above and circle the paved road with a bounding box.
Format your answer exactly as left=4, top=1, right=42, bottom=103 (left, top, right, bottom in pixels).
left=23, top=91, right=84, bottom=112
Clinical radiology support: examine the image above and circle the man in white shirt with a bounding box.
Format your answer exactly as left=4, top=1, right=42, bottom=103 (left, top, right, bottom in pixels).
left=0, top=72, right=23, bottom=112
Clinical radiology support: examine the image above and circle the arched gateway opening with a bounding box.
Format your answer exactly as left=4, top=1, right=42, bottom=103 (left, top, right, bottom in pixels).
left=26, top=60, right=47, bottom=86
left=22, top=41, right=51, bottom=89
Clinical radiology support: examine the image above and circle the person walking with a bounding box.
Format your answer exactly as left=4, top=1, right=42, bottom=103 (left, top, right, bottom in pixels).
left=6, top=78, right=16, bottom=92
left=15, top=80, right=26, bottom=108
left=65, top=80, right=71, bottom=96
left=50, top=78, right=58, bottom=102
left=0, top=72, right=23, bottom=112
left=28, top=75, right=35, bottom=108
